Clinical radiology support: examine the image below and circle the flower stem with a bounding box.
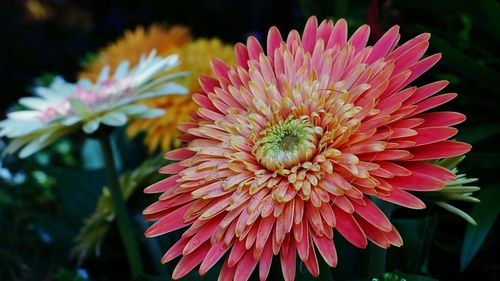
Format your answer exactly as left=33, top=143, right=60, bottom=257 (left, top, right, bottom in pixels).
left=368, top=199, right=393, bottom=278
left=98, top=135, right=144, bottom=277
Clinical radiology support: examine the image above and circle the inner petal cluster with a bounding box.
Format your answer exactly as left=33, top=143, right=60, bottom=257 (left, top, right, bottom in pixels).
left=252, top=117, right=318, bottom=171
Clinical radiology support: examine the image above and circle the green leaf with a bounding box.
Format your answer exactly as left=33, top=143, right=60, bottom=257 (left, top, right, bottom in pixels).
left=480, top=0, right=500, bottom=38
left=460, top=186, right=500, bottom=271
left=426, top=30, right=500, bottom=93
left=457, top=124, right=500, bottom=144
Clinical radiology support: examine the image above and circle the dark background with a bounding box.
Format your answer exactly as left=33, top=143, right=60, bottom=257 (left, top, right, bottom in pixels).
left=0, top=0, right=499, bottom=280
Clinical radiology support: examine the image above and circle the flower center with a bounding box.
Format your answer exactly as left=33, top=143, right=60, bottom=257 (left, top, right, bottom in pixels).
left=252, top=117, right=319, bottom=171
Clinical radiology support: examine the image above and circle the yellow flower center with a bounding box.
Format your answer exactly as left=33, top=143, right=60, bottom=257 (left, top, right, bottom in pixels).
left=252, top=117, right=320, bottom=171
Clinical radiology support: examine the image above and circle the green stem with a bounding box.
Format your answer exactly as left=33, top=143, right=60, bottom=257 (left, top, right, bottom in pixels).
left=368, top=199, right=394, bottom=278
left=99, top=135, right=144, bottom=278
left=410, top=207, right=437, bottom=274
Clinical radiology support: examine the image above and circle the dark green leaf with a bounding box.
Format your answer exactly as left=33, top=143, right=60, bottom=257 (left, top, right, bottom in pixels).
left=460, top=186, right=500, bottom=271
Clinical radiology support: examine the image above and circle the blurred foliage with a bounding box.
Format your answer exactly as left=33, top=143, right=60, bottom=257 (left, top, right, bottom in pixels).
left=1, top=0, right=499, bottom=280
left=73, top=155, right=166, bottom=261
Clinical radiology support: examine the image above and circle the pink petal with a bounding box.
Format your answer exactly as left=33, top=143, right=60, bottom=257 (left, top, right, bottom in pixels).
left=159, top=162, right=185, bottom=174
left=258, top=239, right=273, bottom=281
left=418, top=111, right=466, bottom=127
left=378, top=188, right=426, bottom=209
left=172, top=242, right=211, bottom=279
left=399, top=53, right=441, bottom=90
left=404, top=126, right=458, bottom=146
left=302, top=16, right=318, bottom=53
left=145, top=203, right=192, bottom=237
left=348, top=24, right=370, bottom=53
left=234, top=249, right=259, bottom=281
left=164, top=147, right=196, bottom=160
left=317, top=19, right=334, bottom=43
left=199, top=76, right=220, bottom=94
left=403, top=162, right=456, bottom=182
left=228, top=240, right=247, bottom=267
left=161, top=236, right=189, bottom=263
left=235, top=43, right=249, bottom=69
left=408, top=140, right=471, bottom=161
left=387, top=33, right=430, bottom=60
left=384, top=226, right=403, bottom=247
left=404, top=80, right=449, bottom=106
left=255, top=215, right=275, bottom=256
left=327, top=18, right=347, bottom=49
left=280, top=238, right=297, bottom=281
left=386, top=172, right=444, bottom=191
left=199, top=242, right=230, bottom=275
left=218, top=259, right=237, bottom=281
left=367, top=25, right=400, bottom=64
left=183, top=216, right=222, bottom=255
left=267, top=26, right=283, bottom=59
left=353, top=199, right=392, bottom=231
left=356, top=216, right=390, bottom=248
left=247, top=36, right=264, bottom=61
left=144, top=175, right=180, bottom=194
left=334, top=207, right=367, bottom=248
left=302, top=244, right=320, bottom=276
left=312, top=235, right=337, bottom=267
left=392, top=41, right=430, bottom=74
left=211, top=58, right=231, bottom=80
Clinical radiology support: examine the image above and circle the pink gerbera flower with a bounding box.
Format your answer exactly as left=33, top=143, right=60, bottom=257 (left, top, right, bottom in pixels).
left=143, top=16, right=471, bottom=281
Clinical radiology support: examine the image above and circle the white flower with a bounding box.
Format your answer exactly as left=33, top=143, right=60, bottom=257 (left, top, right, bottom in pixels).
left=0, top=51, right=188, bottom=158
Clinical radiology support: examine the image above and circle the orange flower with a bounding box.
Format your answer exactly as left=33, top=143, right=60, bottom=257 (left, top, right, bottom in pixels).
left=80, top=25, right=234, bottom=152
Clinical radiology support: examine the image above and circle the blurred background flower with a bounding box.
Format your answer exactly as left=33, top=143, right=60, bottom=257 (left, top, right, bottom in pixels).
left=80, top=24, right=235, bottom=152
left=0, top=52, right=186, bottom=158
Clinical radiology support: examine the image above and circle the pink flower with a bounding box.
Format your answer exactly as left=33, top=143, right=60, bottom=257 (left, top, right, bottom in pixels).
left=144, top=16, right=471, bottom=281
